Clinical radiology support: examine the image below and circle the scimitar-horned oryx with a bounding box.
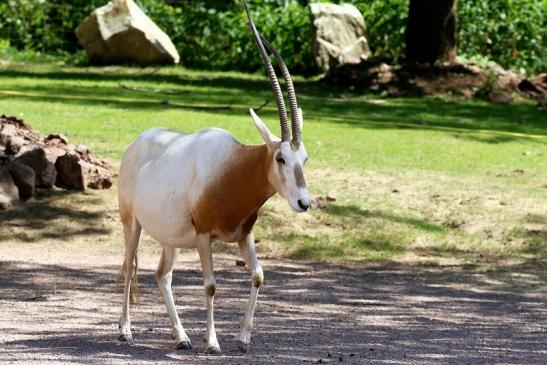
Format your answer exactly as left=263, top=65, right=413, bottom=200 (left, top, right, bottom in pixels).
left=116, top=0, right=310, bottom=354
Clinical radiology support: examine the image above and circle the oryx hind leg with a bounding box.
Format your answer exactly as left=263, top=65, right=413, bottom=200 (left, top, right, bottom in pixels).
left=155, top=246, right=192, bottom=350
left=118, top=212, right=142, bottom=343
left=197, top=233, right=221, bottom=354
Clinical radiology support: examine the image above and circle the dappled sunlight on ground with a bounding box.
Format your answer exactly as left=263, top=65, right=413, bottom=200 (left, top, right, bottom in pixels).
left=0, top=252, right=545, bottom=364
left=253, top=167, right=547, bottom=265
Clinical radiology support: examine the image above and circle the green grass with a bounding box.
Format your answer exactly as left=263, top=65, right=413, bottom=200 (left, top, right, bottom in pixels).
left=0, top=59, right=546, bottom=265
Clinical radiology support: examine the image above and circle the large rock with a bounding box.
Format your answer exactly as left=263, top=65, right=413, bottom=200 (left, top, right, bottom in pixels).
left=14, top=147, right=57, bottom=188
left=75, top=0, right=180, bottom=65
left=55, top=151, right=113, bottom=191
left=310, top=3, right=370, bottom=73
left=0, top=165, right=19, bottom=210
left=8, top=162, right=36, bottom=199
left=55, top=153, right=86, bottom=191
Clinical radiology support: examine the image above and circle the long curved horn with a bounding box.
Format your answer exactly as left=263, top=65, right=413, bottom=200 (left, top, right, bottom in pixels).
left=260, top=36, right=302, bottom=145
left=243, top=0, right=290, bottom=142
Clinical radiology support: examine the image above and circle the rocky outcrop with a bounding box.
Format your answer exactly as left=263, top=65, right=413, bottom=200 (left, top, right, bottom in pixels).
left=310, top=3, right=370, bottom=73
left=75, top=0, right=180, bottom=65
left=0, top=115, right=114, bottom=209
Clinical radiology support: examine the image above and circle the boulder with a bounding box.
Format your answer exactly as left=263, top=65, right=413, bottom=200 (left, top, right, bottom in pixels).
left=75, top=0, right=180, bottom=65
left=310, top=3, right=370, bottom=73
left=14, top=147, right=57, bottom=188
left=55, top=152, right=113, bottom=191
left=8, top=162, right=36, bottom=199
left=0, top=165, right=19, bottom=210
left=55, top=153, right=86, bottom=191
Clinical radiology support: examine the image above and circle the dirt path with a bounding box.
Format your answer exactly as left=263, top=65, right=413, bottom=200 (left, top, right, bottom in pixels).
left=0, top=251, right=545, bottom=365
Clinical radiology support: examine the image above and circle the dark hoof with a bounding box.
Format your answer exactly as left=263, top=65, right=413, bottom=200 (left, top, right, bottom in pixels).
left=237, top=341, right=250, bottom=353
left=177, top=340, right=192, bottom=350
left=118, top=334, right=133, bottom=343
left=204, top=345, right=221, bottom=354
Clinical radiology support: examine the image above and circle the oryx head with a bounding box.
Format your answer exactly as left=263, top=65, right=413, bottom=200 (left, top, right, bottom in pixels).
left=244, top=1, right=310, bottom=212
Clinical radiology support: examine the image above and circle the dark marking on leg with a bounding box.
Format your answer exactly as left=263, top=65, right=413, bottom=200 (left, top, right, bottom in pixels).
left=252, top=271, right=264, bottom=288
left=206, top=284, right=216, bottom=297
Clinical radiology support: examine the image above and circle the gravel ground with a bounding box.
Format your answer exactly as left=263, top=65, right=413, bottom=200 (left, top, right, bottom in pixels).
left=0, top=254, right=545, bottom=365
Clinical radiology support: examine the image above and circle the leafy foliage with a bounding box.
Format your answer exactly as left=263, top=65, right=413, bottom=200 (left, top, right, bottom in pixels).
left=0, top=1, right=104, bottom=53
left=0, top=0, right=544, bottom=74
left=458, top=0, right=546, bottom=74
left=142, top=1, right=313, bottom=74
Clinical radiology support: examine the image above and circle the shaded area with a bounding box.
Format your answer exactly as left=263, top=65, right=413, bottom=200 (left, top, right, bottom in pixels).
left=276, top=203, right=449, bottom=262
left=0, top=259, right=545, bottom=364
left=0, top=189, right=111, bottom=243
left=325, top=204, right=446, bottom=234
left=282, top=200, right=547, bottom=265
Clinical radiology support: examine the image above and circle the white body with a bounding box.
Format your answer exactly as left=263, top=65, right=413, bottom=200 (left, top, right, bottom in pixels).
left=120, top=127, right=242, bottom=247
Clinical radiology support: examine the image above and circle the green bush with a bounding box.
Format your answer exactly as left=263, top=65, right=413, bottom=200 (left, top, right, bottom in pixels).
left=142, top=1, right=313, bottom=74
left=0, top=0, right=544, bottom=75
left=350, top=0, right=409, bottom=63
left=0, top=1, right=105, bottom=53
left=458, top=0, right=546, bottom=74
left=349, top=0, right=546, bottom=74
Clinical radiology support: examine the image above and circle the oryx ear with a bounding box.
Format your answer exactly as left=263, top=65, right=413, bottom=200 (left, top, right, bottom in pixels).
left=297, top=108, right=304, bottom=131
left=250, top=109, right=281, bottom=147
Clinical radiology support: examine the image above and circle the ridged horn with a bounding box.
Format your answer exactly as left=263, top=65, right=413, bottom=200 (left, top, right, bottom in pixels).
left=243, top=0, right=290, bottom=142
left=260, top=36, right=302, bottom=145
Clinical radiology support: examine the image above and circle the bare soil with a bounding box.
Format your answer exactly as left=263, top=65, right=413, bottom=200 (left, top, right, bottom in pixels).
left=325, top=60, right=547, bottom=105
left=0, top=249, right=545, bottom=365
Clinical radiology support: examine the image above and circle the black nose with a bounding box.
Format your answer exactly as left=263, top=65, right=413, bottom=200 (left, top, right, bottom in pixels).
left=297, top=199, right=310, bottom=211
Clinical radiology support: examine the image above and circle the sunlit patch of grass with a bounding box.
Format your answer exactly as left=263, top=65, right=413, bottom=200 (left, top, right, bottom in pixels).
left=278, top=231, right=408, bottom=262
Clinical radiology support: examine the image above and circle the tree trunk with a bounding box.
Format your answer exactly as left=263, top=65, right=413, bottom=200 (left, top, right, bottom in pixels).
left=405, top=0, right=457, bottom=64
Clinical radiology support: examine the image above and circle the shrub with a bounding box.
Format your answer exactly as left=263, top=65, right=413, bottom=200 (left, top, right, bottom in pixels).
left=0, top=0, right=544, bottom=75
left=0, top=1, right=104, bottom=53
left=141, top=1, right=313, bottom=74
left=458, top=0, right=546, bottom=74
left=351, top=0, right=409, bottom=63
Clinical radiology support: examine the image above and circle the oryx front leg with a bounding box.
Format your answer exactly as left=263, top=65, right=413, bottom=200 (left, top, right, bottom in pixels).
left=197, top=233, right=221, bottom=354
left=118, top=218, right=141, bottom=343
left=236, top=232, right=263, bottom=353
left=155, top=247, right=192, bottom=350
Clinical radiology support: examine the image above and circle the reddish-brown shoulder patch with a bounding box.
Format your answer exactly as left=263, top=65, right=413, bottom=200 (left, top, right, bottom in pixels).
left=191, top=144, right=274, bottom=240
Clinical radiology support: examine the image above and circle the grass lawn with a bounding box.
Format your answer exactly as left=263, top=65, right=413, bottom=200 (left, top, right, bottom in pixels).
left=0, top=59, right=546, bottom=266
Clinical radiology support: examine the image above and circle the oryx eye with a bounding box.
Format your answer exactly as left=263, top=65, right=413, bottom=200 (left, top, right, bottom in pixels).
left=276, top=154, right=286, bottom=164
